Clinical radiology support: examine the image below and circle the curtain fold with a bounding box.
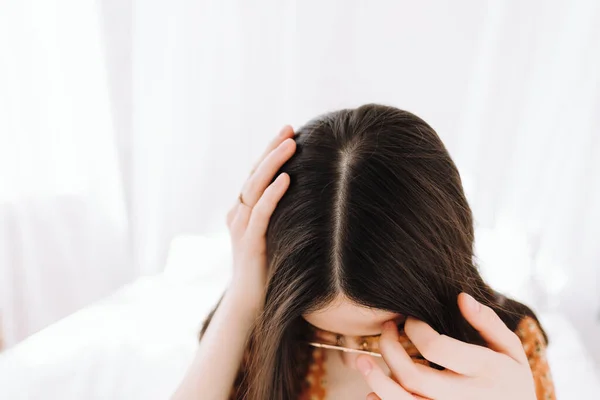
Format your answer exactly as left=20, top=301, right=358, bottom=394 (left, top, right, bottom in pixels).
left=0, top=0, right=132, bottom=347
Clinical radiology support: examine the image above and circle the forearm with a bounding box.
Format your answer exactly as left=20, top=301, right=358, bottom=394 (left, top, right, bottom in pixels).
left=171, top=287, right=260, bottom=400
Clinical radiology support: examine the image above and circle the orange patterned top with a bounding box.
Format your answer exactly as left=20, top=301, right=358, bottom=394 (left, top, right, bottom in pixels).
left=298, top=316, right=555, bottom=400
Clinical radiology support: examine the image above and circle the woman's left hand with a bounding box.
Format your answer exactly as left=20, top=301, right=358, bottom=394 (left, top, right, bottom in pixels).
left=356, top=293, right=537, bottom=400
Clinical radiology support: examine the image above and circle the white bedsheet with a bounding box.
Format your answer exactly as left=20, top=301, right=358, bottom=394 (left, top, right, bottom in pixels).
left=0, top=272, right=226, bottom=400
left=0, top=234, right=598, bottom=399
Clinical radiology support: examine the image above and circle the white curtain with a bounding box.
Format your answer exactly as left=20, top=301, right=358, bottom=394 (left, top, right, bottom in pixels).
left=0, top=0, right=132, bottom=347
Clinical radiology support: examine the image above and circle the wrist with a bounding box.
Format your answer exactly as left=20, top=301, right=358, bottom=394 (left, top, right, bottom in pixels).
left=224, top=282, right=265, bottom=318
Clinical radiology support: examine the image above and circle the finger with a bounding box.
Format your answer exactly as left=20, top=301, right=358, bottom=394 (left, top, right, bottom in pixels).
left=226, top=202, right=239, bottom=228
left=458, top=292, right=528, bottom=365
left=356, top=355, right=414, bottom=400
left=228, top=127, right=292, bottom=227
left=241, top=137, right=296, bottom=207
left=250, top=125, right=294, bottom=173
left=379, top=322, right=424, bottom=391
left=246, top=173, right=290, bottom=237
left=367, top=392, right=430, bottom=400
left=404, top=316, right=498, bottom=376
left=230, top=202, right=252, bottom=235
left=380, top=321, right=460, bottom=399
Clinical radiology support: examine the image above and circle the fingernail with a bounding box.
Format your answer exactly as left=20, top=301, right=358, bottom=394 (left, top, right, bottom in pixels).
left=356, top=357, right=372, bottom=376
left=280, top=138, right=294, bottom=150
left=275, top=173, right=287, bottom=185
left=465, top=293, right=481, bottom=313
left=279, top=125, right=291, bottom=137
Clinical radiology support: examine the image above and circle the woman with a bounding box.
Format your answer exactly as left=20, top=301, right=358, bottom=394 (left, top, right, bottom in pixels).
left=172, top=104, right=555, bottom=400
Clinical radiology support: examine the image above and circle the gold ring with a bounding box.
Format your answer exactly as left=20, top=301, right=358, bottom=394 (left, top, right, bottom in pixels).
left=238, top=192, right=247, bottom=206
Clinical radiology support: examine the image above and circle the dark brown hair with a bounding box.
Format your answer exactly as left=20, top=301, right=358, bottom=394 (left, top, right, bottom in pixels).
left=200, top=104, right=547, bottom=399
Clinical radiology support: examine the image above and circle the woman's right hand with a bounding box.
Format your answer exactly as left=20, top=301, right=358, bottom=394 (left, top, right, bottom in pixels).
left=225, top=125, right=296, bottom=312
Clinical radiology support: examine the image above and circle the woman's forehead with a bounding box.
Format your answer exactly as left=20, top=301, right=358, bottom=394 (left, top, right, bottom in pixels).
left=302, top=294, right=403, bottom=337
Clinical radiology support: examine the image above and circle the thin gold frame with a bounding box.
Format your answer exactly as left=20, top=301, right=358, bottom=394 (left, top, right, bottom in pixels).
left=307, top=341, right=383, bottom=357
